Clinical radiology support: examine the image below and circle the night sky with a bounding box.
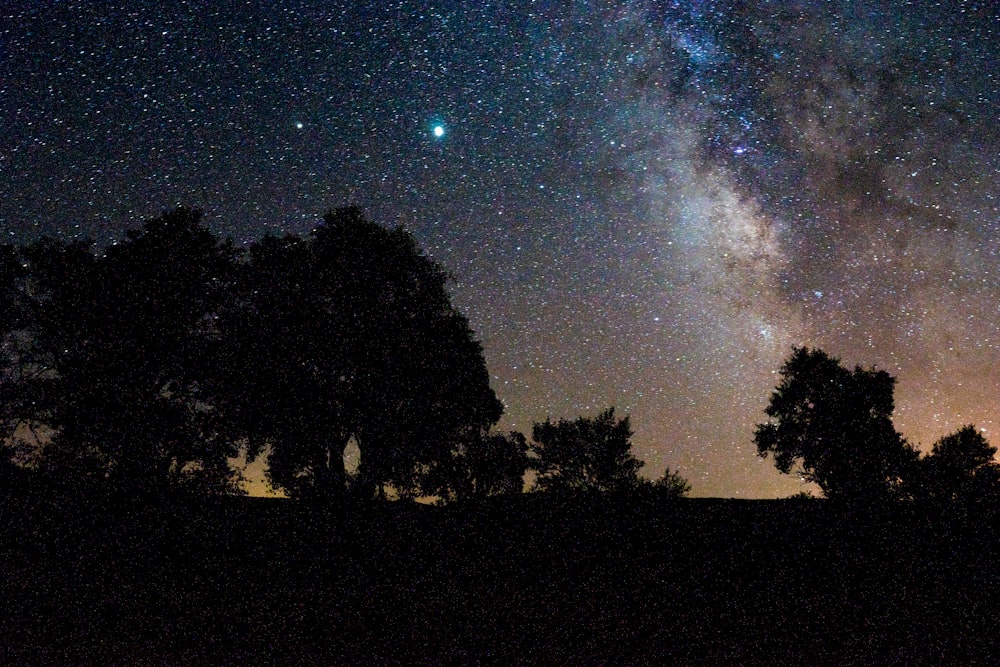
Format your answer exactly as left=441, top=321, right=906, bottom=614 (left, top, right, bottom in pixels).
left=3, top=2, right=998, bottom=497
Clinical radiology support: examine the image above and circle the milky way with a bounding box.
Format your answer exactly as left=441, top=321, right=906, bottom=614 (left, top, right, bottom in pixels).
left=2, top=2, right=998, bottom=496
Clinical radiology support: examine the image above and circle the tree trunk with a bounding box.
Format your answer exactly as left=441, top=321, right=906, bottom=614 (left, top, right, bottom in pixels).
left=313, top=440, right=348, bottom=502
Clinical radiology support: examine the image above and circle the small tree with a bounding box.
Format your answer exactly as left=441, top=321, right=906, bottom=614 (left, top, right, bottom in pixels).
left=913, top=425, right=1000, bottom=505
left=754, top=347, right=918, bottom=502
left=530, top=407, right=644, bottom=493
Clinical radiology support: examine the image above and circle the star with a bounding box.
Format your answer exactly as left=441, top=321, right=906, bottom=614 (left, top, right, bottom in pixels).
left=3, top=1, right=995, bottom=499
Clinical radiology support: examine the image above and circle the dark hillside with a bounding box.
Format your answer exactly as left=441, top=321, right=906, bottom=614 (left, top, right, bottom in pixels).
left=2, top=489, right=999, bottom=665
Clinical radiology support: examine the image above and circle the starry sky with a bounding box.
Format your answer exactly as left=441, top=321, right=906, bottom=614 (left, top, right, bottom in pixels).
left=3, top=1, right=999, bottom=497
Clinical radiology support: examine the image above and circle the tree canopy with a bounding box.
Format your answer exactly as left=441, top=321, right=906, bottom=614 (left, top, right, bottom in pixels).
left=530, top=407, right=646, bottom=493
left=216, top=207, right=504, bottom=500
left=421, top=429, right=529, bottom=504
left=0, top=206, right=505, bottom=501
left=1, top=209, right=241, bottom=495
left=754, top=347, right=918, bottom=502
left=911, top=425, right=1000, bottom=505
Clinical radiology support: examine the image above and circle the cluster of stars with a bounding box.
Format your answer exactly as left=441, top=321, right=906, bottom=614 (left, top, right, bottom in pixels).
left=2, top=1, right=998, bottom=497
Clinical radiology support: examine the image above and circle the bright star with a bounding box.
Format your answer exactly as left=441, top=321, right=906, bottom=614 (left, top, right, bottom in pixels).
left=433, top=124, right=445, bottom=138
left=295, top=121, right=303, bottom=130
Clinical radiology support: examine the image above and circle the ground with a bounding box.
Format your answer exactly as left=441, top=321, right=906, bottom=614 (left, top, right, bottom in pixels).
left=2, top=489, right=999, bottom=665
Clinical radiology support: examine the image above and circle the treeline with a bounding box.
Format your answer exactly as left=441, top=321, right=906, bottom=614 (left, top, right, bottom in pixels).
left=0, top=207, right=687, bottom=503
left=8, top=208, right=989, bottom=509
left=756, top=347, right=1000, bottom=507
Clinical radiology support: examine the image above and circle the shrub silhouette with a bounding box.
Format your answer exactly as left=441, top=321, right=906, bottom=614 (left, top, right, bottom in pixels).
left=530, top=407, right=646, bottom=493
left=650, top=466, right=691, bottom=498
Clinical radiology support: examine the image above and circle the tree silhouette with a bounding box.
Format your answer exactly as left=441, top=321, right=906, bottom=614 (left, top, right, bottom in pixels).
left=754, top=347, right=918, bottom=502
left=0, top=243, right=31, bottom=469
left=210, top=231, right=348, bottom=501
left=530, top=407, right=644, bottom=493
left=0, top=244, right=26, bottom=331
left=1, top=239, right=93, bottom=474
left=422, top=430, right=529, bottom=503
left=215, top=207, right=502, bottom=501
left=1, top=206, right=502, bottom=500
left=912, top=425, right=1000, bottom=505
left=0, top=209, right=243, bottom=495
left=465, top=430, right=529, bottom=498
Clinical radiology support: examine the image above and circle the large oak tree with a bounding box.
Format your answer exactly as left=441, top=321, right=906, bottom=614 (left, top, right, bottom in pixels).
left=215, top=207, right=503, bottom=500
left=754, top=347, right=918, bottom=502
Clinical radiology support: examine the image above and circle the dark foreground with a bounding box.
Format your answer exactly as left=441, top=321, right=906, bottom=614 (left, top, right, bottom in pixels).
left=2, top=490, right=1000, bottom=666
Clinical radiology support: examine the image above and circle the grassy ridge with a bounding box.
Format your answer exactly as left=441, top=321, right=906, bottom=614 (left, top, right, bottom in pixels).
left=2, top=491, right=999, bottom=665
